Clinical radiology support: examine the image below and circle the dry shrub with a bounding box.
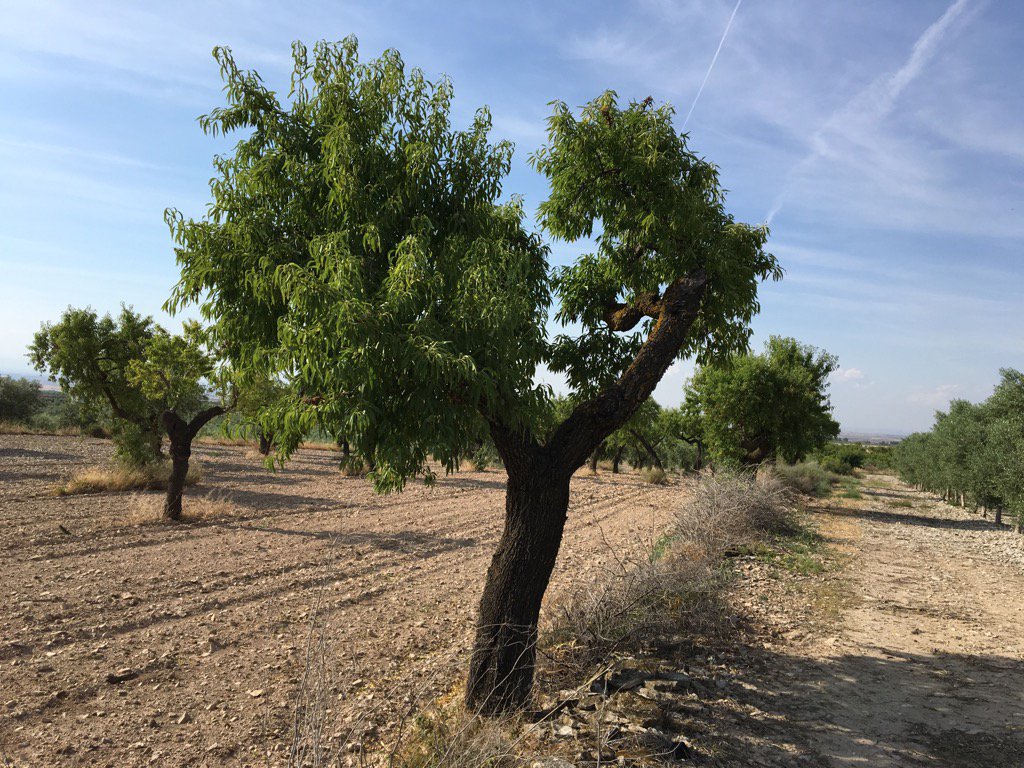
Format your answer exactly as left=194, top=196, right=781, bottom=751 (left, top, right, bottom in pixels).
left=640, top=466, right=669, bottom=485
left=127, top=491, right=236, bottom=524
left=674, top=471, right=795, bottom=561
left=545, top=472, right=794, bottom=668
left=55, top=461, right=203, bottom=496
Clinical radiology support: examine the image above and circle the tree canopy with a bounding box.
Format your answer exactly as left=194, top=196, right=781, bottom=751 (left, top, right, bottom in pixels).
left=682, top=336, right=840, bottom=466
left=167, top=38, right=779, bottom=493
left=895, top=369, right=1024, bottom=530
left=0, top=375, right=42, bottom=423
left=166, top=37, right=780, bottom=712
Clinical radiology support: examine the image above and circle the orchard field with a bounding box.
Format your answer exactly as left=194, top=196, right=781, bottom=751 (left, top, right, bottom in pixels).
left=0, top=434, right=677, bottom=766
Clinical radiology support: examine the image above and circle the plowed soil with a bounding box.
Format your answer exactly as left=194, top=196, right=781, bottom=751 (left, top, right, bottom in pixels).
left=0, top=435, right=680, bottom=767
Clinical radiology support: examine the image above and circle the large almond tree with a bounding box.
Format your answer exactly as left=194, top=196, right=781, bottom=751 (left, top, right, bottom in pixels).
left=166, top=39, right=779, bottom=713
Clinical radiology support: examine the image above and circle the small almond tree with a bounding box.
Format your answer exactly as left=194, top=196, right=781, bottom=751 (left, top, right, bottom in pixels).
left=126, top=322, right=229, bottom=520
left=166, top=39, right=779, bottom=712
left=682, top=336, right=840, bottom=467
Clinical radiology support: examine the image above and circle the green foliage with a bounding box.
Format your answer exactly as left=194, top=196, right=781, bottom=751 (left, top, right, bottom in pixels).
left=30, top=306, right=220, bottom=466
left=774, top=462, right=836, bottom=498
left=682, top=336, right=840, bottom=467
left=125, top=321, right=213, bottom=419
left=0, top=375, right=42, bottom=422
left=166, top=39, right=778, bottom=492
left=813, top=442, right=867, bottom=476
left=894, top=368, right=1024, bottom=529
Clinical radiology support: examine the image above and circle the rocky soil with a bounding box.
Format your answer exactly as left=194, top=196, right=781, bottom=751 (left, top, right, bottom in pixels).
left=0, top=434, right=681, bottom=767
left=526, top=472, right=1024, bottom=767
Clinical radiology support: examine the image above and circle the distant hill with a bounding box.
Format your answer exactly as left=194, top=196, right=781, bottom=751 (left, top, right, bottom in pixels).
left=840, top=431, right=906, bottom=445
left=1, top=370, right=60, bottom=391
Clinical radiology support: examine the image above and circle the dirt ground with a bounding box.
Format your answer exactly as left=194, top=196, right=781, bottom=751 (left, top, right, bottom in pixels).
left=4, top=438, right=1024, bottom=768
left=706, top=473, right=1024, bottom=767
left=0, top=435, right=679, bottom=767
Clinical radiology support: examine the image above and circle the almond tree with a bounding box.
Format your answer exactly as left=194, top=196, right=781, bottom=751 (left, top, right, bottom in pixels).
left=166, top=39, right=779, bottom=712
left=30, top=306, right=166, bottom=463
left=682, top=336, right=839, bottom=466
left=126, top=321, right=228, bottom=520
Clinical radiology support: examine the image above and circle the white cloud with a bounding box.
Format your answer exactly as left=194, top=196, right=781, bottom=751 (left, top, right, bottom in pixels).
left=907, top=383, right=959, bottom=407
left=835, top=367, right=865, bottom=382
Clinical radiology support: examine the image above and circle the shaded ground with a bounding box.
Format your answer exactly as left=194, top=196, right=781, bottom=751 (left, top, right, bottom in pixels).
left=690, top=473, right=1024, bottom=766
left=0, top=435, right=681, bottom=767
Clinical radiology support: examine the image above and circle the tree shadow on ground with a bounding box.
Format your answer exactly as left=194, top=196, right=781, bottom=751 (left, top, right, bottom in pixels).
left=436, top=474, right=509, bottom=491
left=702, top=644, right=1024, bottom=767
left=827, top=505, right=1006, bottom=532
left=206, top=520, right=479, bottom=554
left=626, top=639, right=1024, bottom=767
left=0, top=447, right=81, bottom=462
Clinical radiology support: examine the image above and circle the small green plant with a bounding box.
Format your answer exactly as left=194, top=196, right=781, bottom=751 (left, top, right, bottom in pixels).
left=888, top=498, right=914, bottom=508
left=837, top=481, right=861, bottom=500
left=774, top=462, right=835, bottom=497
left=753, top=524, right=825, bottom=575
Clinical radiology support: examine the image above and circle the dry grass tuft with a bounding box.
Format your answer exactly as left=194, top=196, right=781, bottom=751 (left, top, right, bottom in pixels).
left=394, top=703, right=529, bottom=768
left=0, top=420, right=79, bottom=436
left=341, top=460, right=368, bottom=477
left=126, top=491, right=237, bottom=524
left=55, top=461, right=202, bottom=496
left=640, top=466, right=669, bottom=485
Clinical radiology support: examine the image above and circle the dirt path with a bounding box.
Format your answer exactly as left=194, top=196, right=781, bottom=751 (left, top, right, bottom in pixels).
left=0, top=435, right=682, bottom=767
left=743, top=474, right=1024, bottom=767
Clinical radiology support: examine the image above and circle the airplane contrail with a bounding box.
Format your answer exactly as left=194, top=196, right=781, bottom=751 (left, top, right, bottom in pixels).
left=682, top=0, right=743, bottom=130
left=766, top=0, right=975, bottom=224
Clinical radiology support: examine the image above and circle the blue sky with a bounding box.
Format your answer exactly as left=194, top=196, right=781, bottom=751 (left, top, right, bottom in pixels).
left=1, top=0, right=1021, bottom=434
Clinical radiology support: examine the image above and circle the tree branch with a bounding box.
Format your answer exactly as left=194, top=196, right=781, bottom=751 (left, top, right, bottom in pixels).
left=602, top=290, right=662, bottom=332
left=546, top=269, right=708, bottom=473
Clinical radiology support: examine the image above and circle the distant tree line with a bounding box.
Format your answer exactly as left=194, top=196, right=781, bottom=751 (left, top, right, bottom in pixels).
left=894, top=369, right=1024, bottom=532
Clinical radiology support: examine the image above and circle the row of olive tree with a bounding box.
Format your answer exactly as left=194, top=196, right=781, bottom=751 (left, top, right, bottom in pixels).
left=894, top=369, right=1024, bottom=531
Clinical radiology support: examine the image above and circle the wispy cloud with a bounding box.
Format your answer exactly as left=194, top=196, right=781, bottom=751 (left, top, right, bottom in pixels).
left=835, top=367, right=865, bottom=382
left=907, top=383, right=960, bottom=408
left=767, top=0, right=978, bottom=224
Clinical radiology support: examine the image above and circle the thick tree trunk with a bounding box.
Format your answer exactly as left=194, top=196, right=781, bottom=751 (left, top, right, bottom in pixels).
left=258, top=430, right=273, bottom=456
left=464, top=269, right=708, bottom=714
left=466, top=463, right=571, bottom=713
left=162, top=406, right=225, bottom=522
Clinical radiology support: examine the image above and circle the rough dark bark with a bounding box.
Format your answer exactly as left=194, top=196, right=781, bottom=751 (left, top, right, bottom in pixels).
left=466, top=269, right=708, bottom=714
left=466, top=456, right=571, bottom=713
left=258, top=430, right=273, bottom=456
left=162, top=405, right=225, bottom=521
